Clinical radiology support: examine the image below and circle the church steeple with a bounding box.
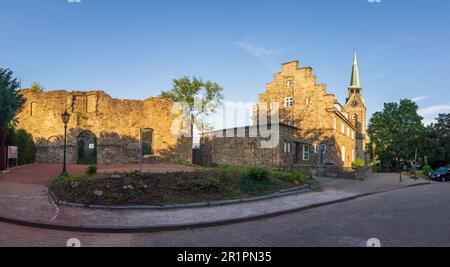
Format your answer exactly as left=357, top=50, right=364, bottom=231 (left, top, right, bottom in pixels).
left=348, top=49, right=362, bottom=93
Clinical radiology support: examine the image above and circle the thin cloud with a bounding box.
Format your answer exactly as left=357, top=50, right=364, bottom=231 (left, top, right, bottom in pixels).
left=412, top=96, right=428, bottom=102
left=418, top=104, right=450, bottom=117
left=235, top=41, right=276, bottom=58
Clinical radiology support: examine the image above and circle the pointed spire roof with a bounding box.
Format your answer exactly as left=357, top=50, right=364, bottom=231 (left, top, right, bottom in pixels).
left=349, top=49, right=361, bottom=89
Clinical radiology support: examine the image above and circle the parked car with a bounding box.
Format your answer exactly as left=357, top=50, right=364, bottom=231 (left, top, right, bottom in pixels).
left=429, top=167, right=450, bottom=182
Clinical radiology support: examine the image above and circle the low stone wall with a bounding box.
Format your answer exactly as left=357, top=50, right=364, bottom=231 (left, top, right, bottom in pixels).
left=324, top=165, right=370, bottom=180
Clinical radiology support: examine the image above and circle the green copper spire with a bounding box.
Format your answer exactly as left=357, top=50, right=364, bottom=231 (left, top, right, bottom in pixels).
left=349, top=49, right=361, bottom=89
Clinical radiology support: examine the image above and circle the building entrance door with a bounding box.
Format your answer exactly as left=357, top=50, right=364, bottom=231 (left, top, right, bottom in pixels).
left=77, top=131, right=97, bottom=165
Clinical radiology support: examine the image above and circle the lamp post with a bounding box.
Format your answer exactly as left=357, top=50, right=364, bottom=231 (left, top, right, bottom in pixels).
left=61, top=110, right=71, bottom=176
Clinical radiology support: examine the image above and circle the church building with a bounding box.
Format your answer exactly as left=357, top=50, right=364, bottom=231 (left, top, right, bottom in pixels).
left=201, top=51, right=367, bottom=171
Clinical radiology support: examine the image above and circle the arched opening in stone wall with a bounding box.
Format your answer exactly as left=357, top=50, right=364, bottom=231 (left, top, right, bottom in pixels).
left=77, top=130, right=97, bottom=165
left=141, top=128, right=154, bottom=161
left=47, top=136, right=62, bottom=163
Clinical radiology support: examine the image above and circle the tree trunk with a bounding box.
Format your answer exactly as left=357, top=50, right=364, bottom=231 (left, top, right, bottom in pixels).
left=0, top=130, right=6, bottom=171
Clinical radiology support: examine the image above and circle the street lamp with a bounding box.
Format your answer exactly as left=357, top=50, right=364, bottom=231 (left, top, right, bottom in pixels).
left=61, top=110, right=71, bottom=176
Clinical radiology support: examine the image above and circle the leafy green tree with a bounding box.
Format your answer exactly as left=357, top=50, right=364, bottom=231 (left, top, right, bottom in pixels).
left=30, top=82, right=44, bottom=93
left=367, top=99, right=426, bottom=171
left=0, top=68, right=25, bottom=136
left=0, top=68, right=25, bottom=169
left=160, top=76, right=224, bottom=135
left=9, top=129, right=36, bottom=165
left=424, top=113, right=450, bottom=167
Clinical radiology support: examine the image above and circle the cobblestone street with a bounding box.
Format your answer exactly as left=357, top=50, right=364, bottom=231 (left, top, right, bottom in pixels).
left=1, top=182, right=449, bottom=247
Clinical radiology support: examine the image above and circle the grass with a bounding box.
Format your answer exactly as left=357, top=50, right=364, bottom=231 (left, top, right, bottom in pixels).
left=50, top=165, right=317, bottom=207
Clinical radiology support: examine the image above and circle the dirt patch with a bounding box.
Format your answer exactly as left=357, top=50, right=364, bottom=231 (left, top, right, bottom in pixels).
left=50, top=167, right=316, bottom=206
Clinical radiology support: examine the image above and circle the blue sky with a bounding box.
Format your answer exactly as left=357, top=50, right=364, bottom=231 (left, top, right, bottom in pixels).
left=1, top=0, right=450, bottom=125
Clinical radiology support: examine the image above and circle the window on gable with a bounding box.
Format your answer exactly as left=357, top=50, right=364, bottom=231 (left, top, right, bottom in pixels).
left=347, top=128, right=350, bottom=137
left=302, top=145, right=311, bottom=161
left=284, top=97, right=294, bottom=107
left=305, top=97, right=311, bottom=105
left=333, top=117, right=337, bottom=130
left=341, top=123, right=345, bottom=134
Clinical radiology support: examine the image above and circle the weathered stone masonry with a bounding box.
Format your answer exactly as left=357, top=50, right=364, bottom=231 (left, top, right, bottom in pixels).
left=16, top=90, right=192, bottom=164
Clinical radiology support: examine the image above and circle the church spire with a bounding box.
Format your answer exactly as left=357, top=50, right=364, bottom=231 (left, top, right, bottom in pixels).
left=349, top=49, right=361, bottom=90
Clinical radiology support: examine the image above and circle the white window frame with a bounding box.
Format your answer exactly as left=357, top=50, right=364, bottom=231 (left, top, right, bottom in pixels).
left=314, top=144, right=319, bottom=154
left=320, top=144, right=327, bottom=154
left=302, top=145, right=311, bottom=161
left=283, top=142, right=291, bottom=154
left=284, top=97, right=294, bottom=108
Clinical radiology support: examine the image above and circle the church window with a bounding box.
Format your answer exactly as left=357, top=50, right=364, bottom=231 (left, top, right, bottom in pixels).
left=287, top=80, right=293, bottom=87
left=305, top=97, right=311, bottom=105
left=284, top=97, right=294, bottom=107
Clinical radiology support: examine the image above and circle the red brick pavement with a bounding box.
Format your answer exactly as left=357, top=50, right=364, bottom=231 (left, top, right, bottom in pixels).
left=0, top=163, right=197, bottom=230
left=0, top=163, right=195, bottom=185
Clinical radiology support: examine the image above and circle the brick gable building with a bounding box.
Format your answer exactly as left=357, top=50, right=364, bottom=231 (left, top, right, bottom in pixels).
left=201, top=51, right=367, bottom=171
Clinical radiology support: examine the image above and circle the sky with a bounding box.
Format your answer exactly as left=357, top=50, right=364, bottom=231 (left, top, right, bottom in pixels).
left=1, top=0, right=450, bottom=127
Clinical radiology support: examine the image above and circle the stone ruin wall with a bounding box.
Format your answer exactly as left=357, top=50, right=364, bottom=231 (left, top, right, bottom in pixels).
left=15, top=89, right=192, bottom=164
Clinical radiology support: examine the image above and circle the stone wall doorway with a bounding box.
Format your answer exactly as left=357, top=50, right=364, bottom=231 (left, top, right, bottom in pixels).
left=77, top=130, right=97, bottom=165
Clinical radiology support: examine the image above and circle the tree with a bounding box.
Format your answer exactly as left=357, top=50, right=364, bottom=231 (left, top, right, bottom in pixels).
left=160, top=76, right=224, bottom=136
left=0, top=68, right=25, bottom=134
left=30, top=82, right=44, bottom=93
left=0, top=68, right=25, bottom=170
left=424, top=113, right=450, bottom=168
left=367, top=99, right=426, bottom=171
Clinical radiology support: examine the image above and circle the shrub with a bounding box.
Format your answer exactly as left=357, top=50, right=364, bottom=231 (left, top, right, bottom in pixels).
left=240, top=176, right=272, bottom=194
left=352, top=159, right=366, bottom=168
left=137, top=180, right=148, bottom=191
left=422, top=165, right=433, bottom=177
left=9, top=129, right=36, bottom=165
left=86, top=165, right=97, bottom=175
left=241, top=167, right=269, bottom=181
left=30, top=82, right=44, bottom=93
left=240, top=167, right=271, bottom=194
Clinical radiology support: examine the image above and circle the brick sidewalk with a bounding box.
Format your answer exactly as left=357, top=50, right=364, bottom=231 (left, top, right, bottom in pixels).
left=0, top=166, right=431, bottom=232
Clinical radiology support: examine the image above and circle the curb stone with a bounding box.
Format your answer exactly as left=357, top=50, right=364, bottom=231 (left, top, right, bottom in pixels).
left=49, top=184, right=318, bottom=210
